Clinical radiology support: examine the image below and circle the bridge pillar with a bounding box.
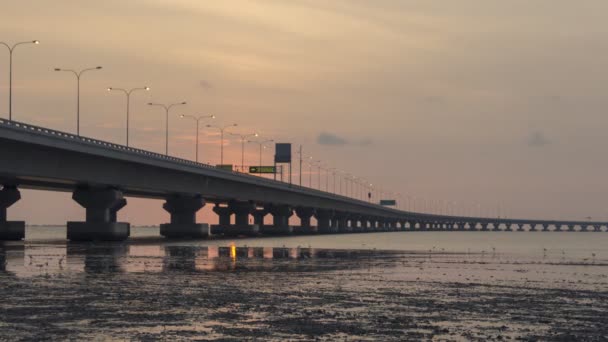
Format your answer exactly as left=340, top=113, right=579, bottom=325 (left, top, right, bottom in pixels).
left=295, top=207, right=315, bottom=234
left=211, top=204, right=231, bottom=235
left=480, top=223, right=489, bottom=231
left=334, top=212, right=350, bottom=233
left=227, top=201, right=258, bottom=236
left=361, top=217, right=372, bottom=232
left=67, top=187, right=130, bottom=241
left=542, top=224, right=549, bottom=232
left=0, top=185, right=25, bottom=241
left=263, top=205, right=293, bottom=235
left=160, top=194, right=208, bottom=238
left=568, top=224, right=575, bottom=232
left=505, top=223, right=513, bottom=231
left=315, top=209, right=334, bottom=234
left=594, top=225, right=601, bottom=232
left=516, top=224, right=524, bottom=232
left=253, top=208, right=268, bottom=227
left=352, top=216, right=364, bottom=232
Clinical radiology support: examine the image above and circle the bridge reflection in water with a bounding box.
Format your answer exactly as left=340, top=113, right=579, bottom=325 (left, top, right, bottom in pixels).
left=0, top=243, right=393, bottom=277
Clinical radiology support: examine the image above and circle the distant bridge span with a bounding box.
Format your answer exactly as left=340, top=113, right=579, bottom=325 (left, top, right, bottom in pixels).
left=0, top=119, right=606, bottom=241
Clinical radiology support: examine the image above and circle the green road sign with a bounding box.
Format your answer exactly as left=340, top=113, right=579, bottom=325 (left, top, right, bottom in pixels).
left=380, top=200, right=396, bottom=206
left=216, top=164, right=233, bottom=171
left=249, top=166, right=276, bottom=174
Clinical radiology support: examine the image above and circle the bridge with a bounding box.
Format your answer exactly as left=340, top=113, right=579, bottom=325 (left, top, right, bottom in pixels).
left=0, top=119, right=606, bottom=241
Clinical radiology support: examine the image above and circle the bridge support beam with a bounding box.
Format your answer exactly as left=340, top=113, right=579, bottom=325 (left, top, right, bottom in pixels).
left=67, top=187, right=130, bottom=241
left=211, top=204, right=230, bottom=235
left=351, top=216, right=363, bottom=232
left=160, top=194, right=208, bottom=238
left=263, top=205, right=293, bottom=235
left=334, top=212, right=350, bottom=233
left=315, top=209, right=334, bottom=234
left=295, top=207, right=315, bottom=234
left=225, top=201, right=258, bottom=236
left=0, top=185, right=25, bottom=241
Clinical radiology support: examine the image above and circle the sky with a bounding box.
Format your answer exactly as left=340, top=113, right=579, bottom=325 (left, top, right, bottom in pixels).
left=2, top=0, right=608, bottom=225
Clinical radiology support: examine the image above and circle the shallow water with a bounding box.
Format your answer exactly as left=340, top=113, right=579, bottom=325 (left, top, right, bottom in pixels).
left=1, top=227, right=607, bottom=340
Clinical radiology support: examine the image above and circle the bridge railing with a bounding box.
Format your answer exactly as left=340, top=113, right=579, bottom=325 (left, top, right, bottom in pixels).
left=0, top=118, right=402, bottom=213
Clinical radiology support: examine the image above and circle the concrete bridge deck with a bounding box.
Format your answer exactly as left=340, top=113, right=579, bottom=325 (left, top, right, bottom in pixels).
left=0, top=119, right=606, bottom=241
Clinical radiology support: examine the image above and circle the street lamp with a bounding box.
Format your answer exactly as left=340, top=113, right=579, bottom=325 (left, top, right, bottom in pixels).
left=107, top=86, right=150, bottom=146
left=307, top=157, right=313, bottom=188
left=54, top=66, right=102, bottom=136
left=314, top=160, right=323, bottom=190
left=147, top=101, right=186, bottom=155
left=1, top=40, right=39, bottom=120
left=247, top=139, right=274, bottom=176
left=180, top=114, right=215, bottom=162
left=206, top=123, right=237, bottom=165
left=230, top=132, right=258, bottom=172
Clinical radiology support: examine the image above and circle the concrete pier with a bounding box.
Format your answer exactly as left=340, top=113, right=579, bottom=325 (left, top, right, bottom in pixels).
left=334, top=212, right=350, bottom=233
left=160, top=194, right=208, bottom=238
left=0, top=185, right=25, bottom=240
left=212, top=201, right=259, bottom=237
left=295, top=207, right=315, bottom=234
left=67, top=187, right=130, bottom=241
left=315, top=209, right=334, bottom=234
left=263, top=205, right=293, bottom=235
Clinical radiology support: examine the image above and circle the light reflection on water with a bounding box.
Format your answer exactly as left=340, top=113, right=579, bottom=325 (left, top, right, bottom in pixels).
left=21, top=225, right=608, bottom=258
left=0, top=226, right=606, bottom=284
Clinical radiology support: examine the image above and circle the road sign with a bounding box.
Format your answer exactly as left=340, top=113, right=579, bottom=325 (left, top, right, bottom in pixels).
left=380, top=200, right=396, bottom=206
left=275, top=143, right=292, bottom=163
left=249, top=166, right=277, bottom=174
left=216, top=164, right=233, bottom=171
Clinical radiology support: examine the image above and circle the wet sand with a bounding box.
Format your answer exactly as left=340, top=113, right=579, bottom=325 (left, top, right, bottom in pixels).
left=1, top=230, right=608, bottom=341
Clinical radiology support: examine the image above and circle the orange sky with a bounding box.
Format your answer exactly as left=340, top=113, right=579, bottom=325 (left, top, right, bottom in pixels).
left=2, top=0, right=608, bottom=224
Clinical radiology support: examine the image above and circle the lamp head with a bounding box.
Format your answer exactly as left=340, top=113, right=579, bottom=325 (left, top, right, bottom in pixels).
left=107, top=87, right=112, bottom=91
left=181, top=101, right=187, bottom=105
left=96, top=66, right=103, bottom=69
left=180, top=114, right=185, bottom=118
left=144, top=87, right=150, bottom=91
left=33, top=40, right=40, bottom=44
left=147, top=102, right=153, bottom=105
left=54, top=68, right=61, bottom=71
left=211, top=115, right=216, bottom=119
left=232, top=123, right=238, bottom=127
left=206, top=124, right=212, bottom=128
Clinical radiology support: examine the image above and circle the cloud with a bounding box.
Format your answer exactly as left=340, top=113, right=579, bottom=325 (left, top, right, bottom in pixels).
left=199, top=80, right=213, bottom=89
left=317, top=132, right=372, bottom=146
left=527, top=130, right=551, bottom=147
left=317, top=132, right=348, bottom=146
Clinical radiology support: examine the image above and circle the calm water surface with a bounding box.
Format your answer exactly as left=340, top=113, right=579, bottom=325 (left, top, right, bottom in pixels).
left=1, top=226, right=607, bottom=340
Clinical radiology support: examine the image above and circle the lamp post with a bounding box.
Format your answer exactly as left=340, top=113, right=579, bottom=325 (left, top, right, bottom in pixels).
left=315, top=161, right=322, bottom=190
left=147, top=101, right=186, bottom=155
left=179, top=114, right=215, bottom=162
left=1, top=40, right=39, bottom=120
left=247, top=139, right=274, bottom=176
left=107, top=86, right=150, bottom=146
left=328, top=168, right=337, bottom=194
left=206, top=123, right=237, bottom=165
left=230, top=132, right=258, bottom=172
left=307, top=157, right=313, bottom=188
left=344, top=173, right=352, bottom=198
left=54, top=66, right=102, bottom=136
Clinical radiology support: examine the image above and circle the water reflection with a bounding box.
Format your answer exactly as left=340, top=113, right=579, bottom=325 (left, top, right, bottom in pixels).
left=0, top=242, right=397, bottom=278
left=67, top=244, right=128, bottom=274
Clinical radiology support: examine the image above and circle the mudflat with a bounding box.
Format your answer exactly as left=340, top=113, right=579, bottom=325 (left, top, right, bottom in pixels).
left=1, top=239, right=607, bottom=341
